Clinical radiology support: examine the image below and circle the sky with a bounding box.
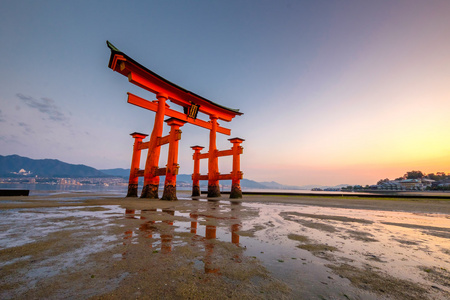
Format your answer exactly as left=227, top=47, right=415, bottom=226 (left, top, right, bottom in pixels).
left=1, top=0, right=449, bottom=186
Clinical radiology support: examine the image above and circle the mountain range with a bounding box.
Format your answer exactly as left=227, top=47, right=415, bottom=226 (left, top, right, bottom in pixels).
left=0, top=154, right=334, bottom=189
left=0, top=155, right=105, bottom=178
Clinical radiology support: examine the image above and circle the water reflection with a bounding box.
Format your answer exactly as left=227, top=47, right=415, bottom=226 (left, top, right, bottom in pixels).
left=122, top=202, right=243, bottom=274
left=3, top=197, right=448, bottom=299
left=118, top=200, right=450, bottom=298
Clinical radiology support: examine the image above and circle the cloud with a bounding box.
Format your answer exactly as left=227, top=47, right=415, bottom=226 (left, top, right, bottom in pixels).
left=0, top=134, right=26, bottom=147
left=16, top=93, right=69, bottom=123
left=18, top=122, right=35, bottom=134
left=0, top=109, right=5, bottom=122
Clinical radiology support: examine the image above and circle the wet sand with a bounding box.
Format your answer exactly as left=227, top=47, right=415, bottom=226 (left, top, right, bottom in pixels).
left=1, top=192, right=449, bottom=299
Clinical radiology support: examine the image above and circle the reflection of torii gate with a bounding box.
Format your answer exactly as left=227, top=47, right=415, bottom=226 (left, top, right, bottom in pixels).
left=107, top=41, right=244, bottom=200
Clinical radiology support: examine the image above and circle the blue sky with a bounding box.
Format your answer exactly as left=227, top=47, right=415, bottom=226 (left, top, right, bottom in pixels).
left=1, top=0, right=449, bottom=186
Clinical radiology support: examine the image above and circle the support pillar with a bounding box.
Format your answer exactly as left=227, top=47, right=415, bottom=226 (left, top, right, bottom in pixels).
left=126, top=132, right=148, bottom=197
left=229, top=138, right=244, bottom=198
left=208, top=115, right=220, bottom=197
left=162, top=118, right=186, bottom=200
left=191, top=146, right=204, bottom=197
left=141, top=93, right=168, bottom=199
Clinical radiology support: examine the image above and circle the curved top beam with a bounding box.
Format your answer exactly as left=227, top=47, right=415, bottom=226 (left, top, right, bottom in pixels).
left=107, top=41, right=243, bottom=122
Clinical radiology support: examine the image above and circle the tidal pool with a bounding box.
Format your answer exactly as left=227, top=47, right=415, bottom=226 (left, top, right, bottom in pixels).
left=0, top=193, right=449, bottom=299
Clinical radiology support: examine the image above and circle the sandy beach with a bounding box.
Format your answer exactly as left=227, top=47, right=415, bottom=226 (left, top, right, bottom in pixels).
left=1, top=192, right=449, bottom=299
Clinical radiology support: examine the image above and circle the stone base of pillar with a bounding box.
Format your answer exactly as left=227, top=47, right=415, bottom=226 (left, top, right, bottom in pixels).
left=230, top=183, right=242, bottom=199
left=207, top=184, right=221, bottom=197
left=141, top=184, right=159, bottom=199
left=126, top=184, right=139, bottom=197
left=192, top=185, right=201, bottom=197
left=162, top=184, right=178, bottom=201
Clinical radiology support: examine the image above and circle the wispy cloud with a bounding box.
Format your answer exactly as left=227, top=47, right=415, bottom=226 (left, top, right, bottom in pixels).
left=0, top=134, right=26, bottom=147
left=0, top=109, right=5, bottom=122
left=16, top=93, right=70, bottom=123
left=18, top=122, right=35, bottom=134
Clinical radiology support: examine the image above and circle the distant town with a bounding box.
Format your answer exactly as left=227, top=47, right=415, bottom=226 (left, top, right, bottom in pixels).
left=1, top=155, right=449, bottom=192
left=314, top=171, right=450, bottom=192
left=1, top=167, right=449, bottom=192
left=0, top=174, right=226, bottom=190
left=0, top=173, right=128, bottom=187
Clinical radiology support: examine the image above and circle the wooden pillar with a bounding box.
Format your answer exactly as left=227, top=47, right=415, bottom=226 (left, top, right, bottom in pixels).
left=126, top=132, right=148, bottom=197
left=141, top=93, right=168, bottom=199
left=208, top=115, right=220, bottom=197
left=191, top=146, right=204, bottom=197
left=229, top=138, right=244, bottom=198
left=162, top=118, right=186, bottom=200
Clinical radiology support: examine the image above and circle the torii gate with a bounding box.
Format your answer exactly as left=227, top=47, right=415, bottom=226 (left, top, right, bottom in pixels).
left=107, top=41, right=244, bottom=200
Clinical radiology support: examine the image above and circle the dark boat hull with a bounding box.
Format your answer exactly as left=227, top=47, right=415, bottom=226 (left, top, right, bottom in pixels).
left=0, top=189, right=30, bottom=196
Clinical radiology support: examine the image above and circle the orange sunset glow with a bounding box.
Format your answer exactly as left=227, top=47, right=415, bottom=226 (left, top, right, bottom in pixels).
left=1, top=1, right=449, bottom=187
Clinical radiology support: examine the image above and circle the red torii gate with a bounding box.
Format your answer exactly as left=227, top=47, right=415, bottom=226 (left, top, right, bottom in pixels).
left=107, top=41, right=244, bottom=200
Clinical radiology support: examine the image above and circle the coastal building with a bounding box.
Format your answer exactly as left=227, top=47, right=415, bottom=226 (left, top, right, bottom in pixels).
left=376, top=178, right=436, bottom=191
left=378, top=181, right=404, bottom=190
left=432, top=179, right=450, bottom=189
left=398, top=179, right=421, bottom=190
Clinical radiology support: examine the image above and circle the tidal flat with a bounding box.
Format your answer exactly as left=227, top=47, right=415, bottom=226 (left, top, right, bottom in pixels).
left=0, top=192, right=449, bottom=299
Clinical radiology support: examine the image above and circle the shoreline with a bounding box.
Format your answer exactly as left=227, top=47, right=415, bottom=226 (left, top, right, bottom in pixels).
left=206, top=190, right=450, bottom=199
left=1, top=191, right=450, bottom=214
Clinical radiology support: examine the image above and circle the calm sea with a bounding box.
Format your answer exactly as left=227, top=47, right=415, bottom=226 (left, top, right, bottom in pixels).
left=0, top=183, right=364, bottom=197
left=0, top=183, right=127, bottom=196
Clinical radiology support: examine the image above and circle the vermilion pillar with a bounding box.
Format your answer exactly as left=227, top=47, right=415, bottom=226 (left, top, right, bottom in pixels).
left=191, top=146, right=204, bottom=197
left=229, top=138, right=244, bottom=198
left=208, top=115, right=220, bottom=197
left=127, top=132, right=148, bottom=197
left=162, top=118, right=186, bottom=200
left=141, top=93, right=168, bottom=199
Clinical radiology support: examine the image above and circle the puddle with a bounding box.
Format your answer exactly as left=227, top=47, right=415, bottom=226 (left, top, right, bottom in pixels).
left=0, top=197, right=449, bottom=299
left=0, top=205, right=122, bottom=248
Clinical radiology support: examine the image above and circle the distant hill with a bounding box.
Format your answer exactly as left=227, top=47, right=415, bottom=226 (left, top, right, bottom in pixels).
left=100, top=168, right=130, bottom=177
left=176, top=174, right=268, bottom=189
left=0, top=155, right=107, bottom=178
left=259, top=181, right=306, bottom=190
left=101, top=169, right=294, bottom=189
left=296, top=184, right=351, bottom=190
